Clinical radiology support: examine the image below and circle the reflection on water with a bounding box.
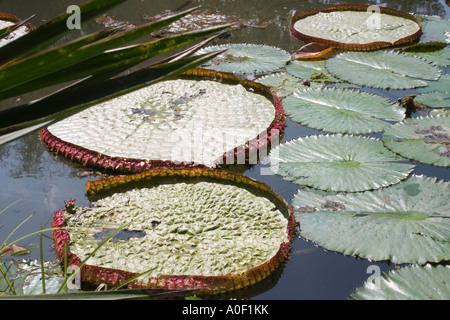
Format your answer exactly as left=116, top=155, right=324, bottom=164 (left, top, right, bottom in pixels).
left=0, top=0, right=448, bottom=299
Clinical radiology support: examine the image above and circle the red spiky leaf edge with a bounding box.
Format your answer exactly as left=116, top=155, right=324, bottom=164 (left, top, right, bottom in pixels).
left=52, top=168, right=297, bottom=294
left=289, top=4, right=422, bottom=51
left=40, top=68, right=286, bottom=174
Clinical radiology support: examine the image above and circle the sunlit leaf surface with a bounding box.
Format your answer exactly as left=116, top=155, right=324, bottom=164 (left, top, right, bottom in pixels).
left=293, top=175, right=450, bottom=264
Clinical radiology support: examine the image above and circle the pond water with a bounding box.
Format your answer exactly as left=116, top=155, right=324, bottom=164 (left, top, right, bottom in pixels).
left=0, top=0, right=449, bottom=300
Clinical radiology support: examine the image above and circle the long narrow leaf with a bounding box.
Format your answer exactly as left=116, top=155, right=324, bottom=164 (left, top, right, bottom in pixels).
left=0, top=15, right=35, bottom=40
left=0, top=47, right=225, bottom=140
left=0, top=7, right=205, bottom=98
left=0, top=0, right=127, bottom=64
left=0, top=25, right=229, bottom=100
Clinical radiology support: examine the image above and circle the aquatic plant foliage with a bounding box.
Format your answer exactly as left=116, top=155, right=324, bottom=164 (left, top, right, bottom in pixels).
left=383, top=115, right=450, bottom=167
left=290, top=4, right=422, bottom=51
left=325, top=51, right=441, bottom=89
left=197, top=43, right=290, bottom=75
left=41, top=69, right=285, bottom=172
left=293, top=175, right=450, bottom=265
left=0, top=12, right=34, bottom=47
left=350, top=264, right=450, bottom=300
left=282, top=88, right=404, bottom=134
left=52, top=168, right=296, bottom=293
left=269, top=134, right=415, bottom=192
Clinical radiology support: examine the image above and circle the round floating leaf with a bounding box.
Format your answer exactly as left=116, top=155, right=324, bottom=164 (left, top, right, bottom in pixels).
left=42, top=69, right=285, bottom=172
left=383, top=115, right=450, bottom=167
left=52, top=168, right=296, bottom=293
left=293, top=175, right=450, bottom=264
left=402, top=42, right=450, bottom=68
left=285, top=60, right=341, bottom=84
left=255, top=72, right=322, bottom=98
left=290, top=5, right=422, bottom=51
left=269, top=134, right=414, bottom=192
left=325, top=51, right=441, bottom=89
left=350, top=264, right=450, bottom=300
left=282, top=88, right=404, bottom=134
left=419, top=15, right=450, bottom=43
left=197, top=43, right=290, bottom=75
left=415, top=74, right=450, bottom=108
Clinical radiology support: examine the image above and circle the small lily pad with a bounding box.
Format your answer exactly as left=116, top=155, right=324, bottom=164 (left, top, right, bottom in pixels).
left=325, top=51, right=441, bottom=89
left=293, top=175, right=450, bottom=264
left=269, top=134, right=414, bottom=192
left=255, top=72, right=322, bottom=98
left=282, top=88, right=404, bottom=134
left=197, top=43, right=290, bottom=75
left=382, top=115, right=450, bottom=167
left=415, top=74, right=450, bottom=108
left=350, top=264, right=450, bottom=300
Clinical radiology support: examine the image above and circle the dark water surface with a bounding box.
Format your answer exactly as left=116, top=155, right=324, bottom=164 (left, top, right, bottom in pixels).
left=0, top=0, right=449, bottom=300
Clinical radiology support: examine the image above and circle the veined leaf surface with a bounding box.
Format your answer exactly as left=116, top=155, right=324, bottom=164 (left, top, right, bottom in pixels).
left=293, top=175, right=450, bottom=264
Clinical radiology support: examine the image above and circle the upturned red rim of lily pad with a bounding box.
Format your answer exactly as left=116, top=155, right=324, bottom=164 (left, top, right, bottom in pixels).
left=52, top=168, right=297, bottom=295
left=0, top=12, right=35, bottom=30
left=40, top=68, right=285, bottom=174
left=289, top=4, right=422, bottom=51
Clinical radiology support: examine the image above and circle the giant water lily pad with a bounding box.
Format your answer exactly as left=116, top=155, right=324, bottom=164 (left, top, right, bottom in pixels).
left=41, top=69, right=285, bottom=172
left=197, top=44, right=290, bottom=75
left=350, top=264, right=450, bottom=300
left=293, top=175, right=450, bottom=264
left=382, top=115, right=450, bottom=167
left=52, top=168, right=296, bottom=294
left=282, top=88, right=404, bottom=134
left=290, top=5, right=422, bottom=51
left=325, top=51, right=441, bottom=89
left=269, top=134, right=414, bottom=192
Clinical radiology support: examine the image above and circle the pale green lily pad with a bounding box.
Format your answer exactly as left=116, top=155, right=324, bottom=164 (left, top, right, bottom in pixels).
left=255, top=72, right=322, bottom=98
left=64, top=180, right=290, bottom=277
left=293, top=175, right=450, bottom=264
left=402, top=43, right=450, bottom=68
left=415, top=74, right=450, bottom=108
left=197, top=43, right=290, bottom=75
left=285, top=60, right=340, bottom=84
left=382, top=115, right=450, bottom=167
left=419, top=15, right=450, bottom=43
left=269, top=134, right=414, bottom=192
left=282, top=88, right=404, bottom=134
left=325, top=51, right=441, bottom=89
left=350, top=264, right=450, bottom=300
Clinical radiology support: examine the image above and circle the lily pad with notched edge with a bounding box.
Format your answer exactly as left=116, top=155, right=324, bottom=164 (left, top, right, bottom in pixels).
left=293, top=175, right=450, bottom=265
left=52, top=168, right=296, bottom=294
left=383, top=115, right=450, bottom=167
left=350, top=264, right=450, bottom=300
left=282, top=88, right=404, bottom=134
left=414, top=74, right=450, bottom=109
left=269, top=134, right=415, bottom=192
left=197, top=43, right=290, bottom=75
left=255, top=72, right=322, bottom=98
left=325, top=51, right=441, bottom=89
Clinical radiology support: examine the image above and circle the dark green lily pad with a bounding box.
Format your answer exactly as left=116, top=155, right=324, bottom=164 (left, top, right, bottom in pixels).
left=293, top=175, right=450, bottom=264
